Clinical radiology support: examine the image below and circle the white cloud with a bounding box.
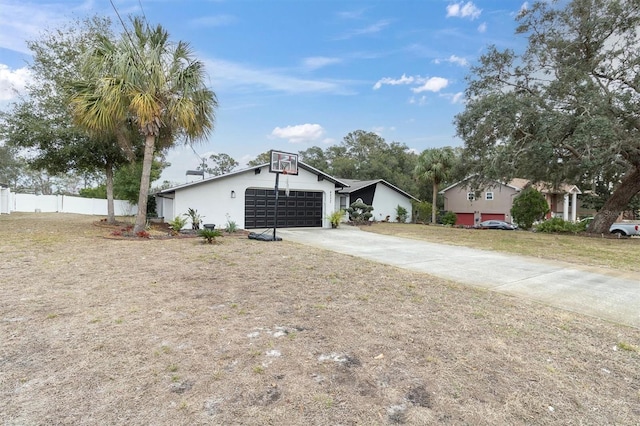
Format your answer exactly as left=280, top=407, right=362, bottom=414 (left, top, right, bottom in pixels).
left=478, top=22, right=487, bottom=33
left=409, top=95, right=427, bottom=106
left=437, top=55, right=468, bottom=67
left=302, top=56, right=342, bottom=71
left=190, top=14, right=237, bottom=28
left=411, top=77, right=449, bottom=93
left=0, top=64, right=31, bottom=101
left=204, top=58, right=353, bottom=95
left=446, top=2, right=482, bottom=20
left=373, top=74, right=415, bottom=90
left=335, top=19, right=391, bottom=40
left=270, top=124, right=326, bottom=144
left=452, top=92, right=465, bottom=104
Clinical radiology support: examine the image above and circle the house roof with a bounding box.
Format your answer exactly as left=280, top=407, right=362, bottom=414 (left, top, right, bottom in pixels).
left=440, top=177, right=581, bottom=195
left=156, top=161, right=350, bottom=195
left=338, top=178, right=419, bottom=201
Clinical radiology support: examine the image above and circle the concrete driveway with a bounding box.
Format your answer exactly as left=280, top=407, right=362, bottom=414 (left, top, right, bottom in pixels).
left=276, top=226, right=640, bottom=329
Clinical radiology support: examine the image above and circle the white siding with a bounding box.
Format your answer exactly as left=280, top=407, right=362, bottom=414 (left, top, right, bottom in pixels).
left=372, top=184, right=413, bottom=223
left=170, top=166, right=338, bottom=229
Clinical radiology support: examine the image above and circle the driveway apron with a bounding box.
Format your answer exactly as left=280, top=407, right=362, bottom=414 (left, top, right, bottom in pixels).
left=276, top=227, right=640, bottom=329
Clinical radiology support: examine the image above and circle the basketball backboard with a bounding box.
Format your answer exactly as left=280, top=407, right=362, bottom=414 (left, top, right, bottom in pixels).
left=269, top=150, right=299, bottom=175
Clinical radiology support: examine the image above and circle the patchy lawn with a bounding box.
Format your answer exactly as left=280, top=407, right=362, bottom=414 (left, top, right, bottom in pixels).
left=361, top=222, right=640, bottom=274
left=1, top=213, right=639, bottom=425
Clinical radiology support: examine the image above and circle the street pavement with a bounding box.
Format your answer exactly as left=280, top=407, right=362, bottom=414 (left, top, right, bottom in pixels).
left=276, top=226, right=640, bottom=329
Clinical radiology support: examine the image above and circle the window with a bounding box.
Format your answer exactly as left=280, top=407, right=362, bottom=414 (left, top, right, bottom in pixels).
left=340, top=195, right=347, bottom=210
left=467, top=192, right=475, bottom=201
left=485, top=192, right=494, bottom=201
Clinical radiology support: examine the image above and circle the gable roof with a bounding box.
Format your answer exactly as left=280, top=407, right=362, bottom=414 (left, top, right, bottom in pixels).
left=338, top=178, right=419, bottom=201
left=157, top=161, right=350, bottom=195
left=440, top=177, right=581, bottom=195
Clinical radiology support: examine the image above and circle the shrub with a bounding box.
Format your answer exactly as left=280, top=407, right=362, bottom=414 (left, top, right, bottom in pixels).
left=440, top=211, right=457, bottom=226
left=411, top=200, right=433, bottom=223
left=198, top=228, right=222, bottom=244
left=136, top=230, right=150, bottom=238
left=168, top=216, right=188, bottom=235
left=224, top=214, right=238, bottom=233
left=346, top=200, right=374, bottom=225
left=184, top=208, right=203, bottom=230
left=511, top=187, right=550, bottom=229
left=327, top=210, right=345, bottom=228
left=535, top=217, right=583, bottom=233
left=395, top=205, right=409, bottom=223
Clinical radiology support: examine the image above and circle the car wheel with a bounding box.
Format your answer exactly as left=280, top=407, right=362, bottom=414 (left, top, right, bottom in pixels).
left=611, top=230, right=626, bottom=237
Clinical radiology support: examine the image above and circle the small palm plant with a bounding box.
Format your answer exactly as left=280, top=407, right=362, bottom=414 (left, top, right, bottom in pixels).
left=184, top=208, right=203, bottom=230
left=198, top=228, right=222, bottom=244
left=168, top=216, right=188, bottom=236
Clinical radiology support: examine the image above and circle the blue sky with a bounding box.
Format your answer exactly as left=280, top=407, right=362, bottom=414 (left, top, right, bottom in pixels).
left=0, top=0, right=529, bottom=184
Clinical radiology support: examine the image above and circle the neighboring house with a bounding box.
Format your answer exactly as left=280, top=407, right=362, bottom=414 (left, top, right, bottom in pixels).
left=156, top=161, right=346, bottom=230
left=440, top=178, right=582, bottom=227
left=337, top=179, right=419, bottom=223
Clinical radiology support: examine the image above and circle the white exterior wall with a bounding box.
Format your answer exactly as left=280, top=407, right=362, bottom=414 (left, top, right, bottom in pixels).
left=10, top=193, right=137, bottom=216
left=0, top=187, right=10, bottom=214
left=372, top=184, right=413, bottom=223
left=170, top=166, right=338, bottom=229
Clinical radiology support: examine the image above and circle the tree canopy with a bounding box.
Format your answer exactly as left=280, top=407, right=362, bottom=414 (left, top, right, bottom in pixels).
left=454, top=0, right=640, bottom=233
left=70, top=17, right=218, bottom=232
left=299, top=130, right=420, bottom=198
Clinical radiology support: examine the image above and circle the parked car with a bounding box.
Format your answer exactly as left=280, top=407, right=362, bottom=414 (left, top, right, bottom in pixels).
left=477, top=220, right=518, bottom=230
left=609, top=222, right=640, bottom=236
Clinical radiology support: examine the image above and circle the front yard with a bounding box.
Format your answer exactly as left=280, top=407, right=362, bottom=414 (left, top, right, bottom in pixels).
left=1, top=213, right=639, bottom=425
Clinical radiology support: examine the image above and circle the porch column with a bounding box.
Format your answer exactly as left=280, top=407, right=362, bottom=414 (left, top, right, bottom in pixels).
left=563, top=194, right=569, bottom=221
left=571, top=192, right=578, bottom=222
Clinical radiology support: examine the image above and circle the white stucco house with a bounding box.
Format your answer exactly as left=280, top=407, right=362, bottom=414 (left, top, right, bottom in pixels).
left=155, top=162, right=418, bottom=229
left=336, top=179, right=419, bottom=223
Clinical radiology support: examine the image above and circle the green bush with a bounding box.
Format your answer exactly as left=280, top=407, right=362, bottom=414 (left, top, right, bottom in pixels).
left=535, top=217, right=583, bottom=233
left=411, top=200, right=433, bottom=223
left=346, top=200, right=374, bottom=225
left=198, top=228, right=223, bottom=244
left=224, top=215, right=238, bottom=233
left=441, top=211, right=457, bottom=226
left=511, top=187, right=549, bottom=229
left=168, top=216, right=188, bottom=235
left=395, top=205, right=409, bottom=223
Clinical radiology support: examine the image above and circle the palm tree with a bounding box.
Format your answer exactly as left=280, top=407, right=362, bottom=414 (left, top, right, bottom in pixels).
left=70, top=17, right=217, bottom=232
left=414, top=147, right=455, bottom=224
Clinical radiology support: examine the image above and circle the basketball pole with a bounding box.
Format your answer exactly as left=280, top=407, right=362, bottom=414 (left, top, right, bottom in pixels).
left=273, top=171, right=280, bottom=241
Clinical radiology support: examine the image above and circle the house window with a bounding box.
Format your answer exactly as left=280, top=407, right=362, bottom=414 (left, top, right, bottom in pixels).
left=340, top=195, right=347, bottom=210
left=467, top=192, right=475, bottom=201
left=485, top=192, right=494, bottom=201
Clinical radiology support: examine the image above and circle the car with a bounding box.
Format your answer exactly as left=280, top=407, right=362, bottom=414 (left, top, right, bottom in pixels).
left=477, top=220, right=518, bottom=230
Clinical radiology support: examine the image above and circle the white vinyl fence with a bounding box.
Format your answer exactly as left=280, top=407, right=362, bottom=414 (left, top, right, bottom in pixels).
left=3, top=192, right=137, bottom=216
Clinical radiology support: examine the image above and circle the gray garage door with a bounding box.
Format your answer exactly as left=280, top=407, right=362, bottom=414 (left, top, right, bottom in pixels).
left=244, top=188, right=323, bottom=229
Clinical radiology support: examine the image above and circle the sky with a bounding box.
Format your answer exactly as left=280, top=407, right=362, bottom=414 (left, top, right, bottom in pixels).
left=0, top=0, right=531, bottom=184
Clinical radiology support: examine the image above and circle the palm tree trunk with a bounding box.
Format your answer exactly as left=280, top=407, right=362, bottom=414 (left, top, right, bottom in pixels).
left=431, top=181, right=438, bottom=224
left=133, top=135, right=156, bottom=233
left=105, top=161, right=115, bottom=224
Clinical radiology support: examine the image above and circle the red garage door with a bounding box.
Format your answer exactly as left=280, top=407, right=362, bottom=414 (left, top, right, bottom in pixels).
left=481, top=213, right=505, bottom=221
left=456, top=213, right=475, bottom=226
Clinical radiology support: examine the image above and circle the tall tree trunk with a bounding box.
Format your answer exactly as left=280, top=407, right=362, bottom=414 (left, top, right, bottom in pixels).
left=133, top=135, right=156, bottom=234
left=105, top=161, right=115, bottom=224
left=431, top=181, right=438, bottom=224
left=588, top=167, right=640, bottom=233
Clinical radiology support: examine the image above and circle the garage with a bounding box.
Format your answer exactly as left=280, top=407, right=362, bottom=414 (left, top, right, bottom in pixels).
left=244, top=188, right=323, bottom=229
left=481, top=213, right=505, bottom=222
left=455, top=213, right=475, bottom=226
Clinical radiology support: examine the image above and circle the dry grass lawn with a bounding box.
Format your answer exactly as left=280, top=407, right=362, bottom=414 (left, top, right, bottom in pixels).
left=1, top=213, right=639, bottom=425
